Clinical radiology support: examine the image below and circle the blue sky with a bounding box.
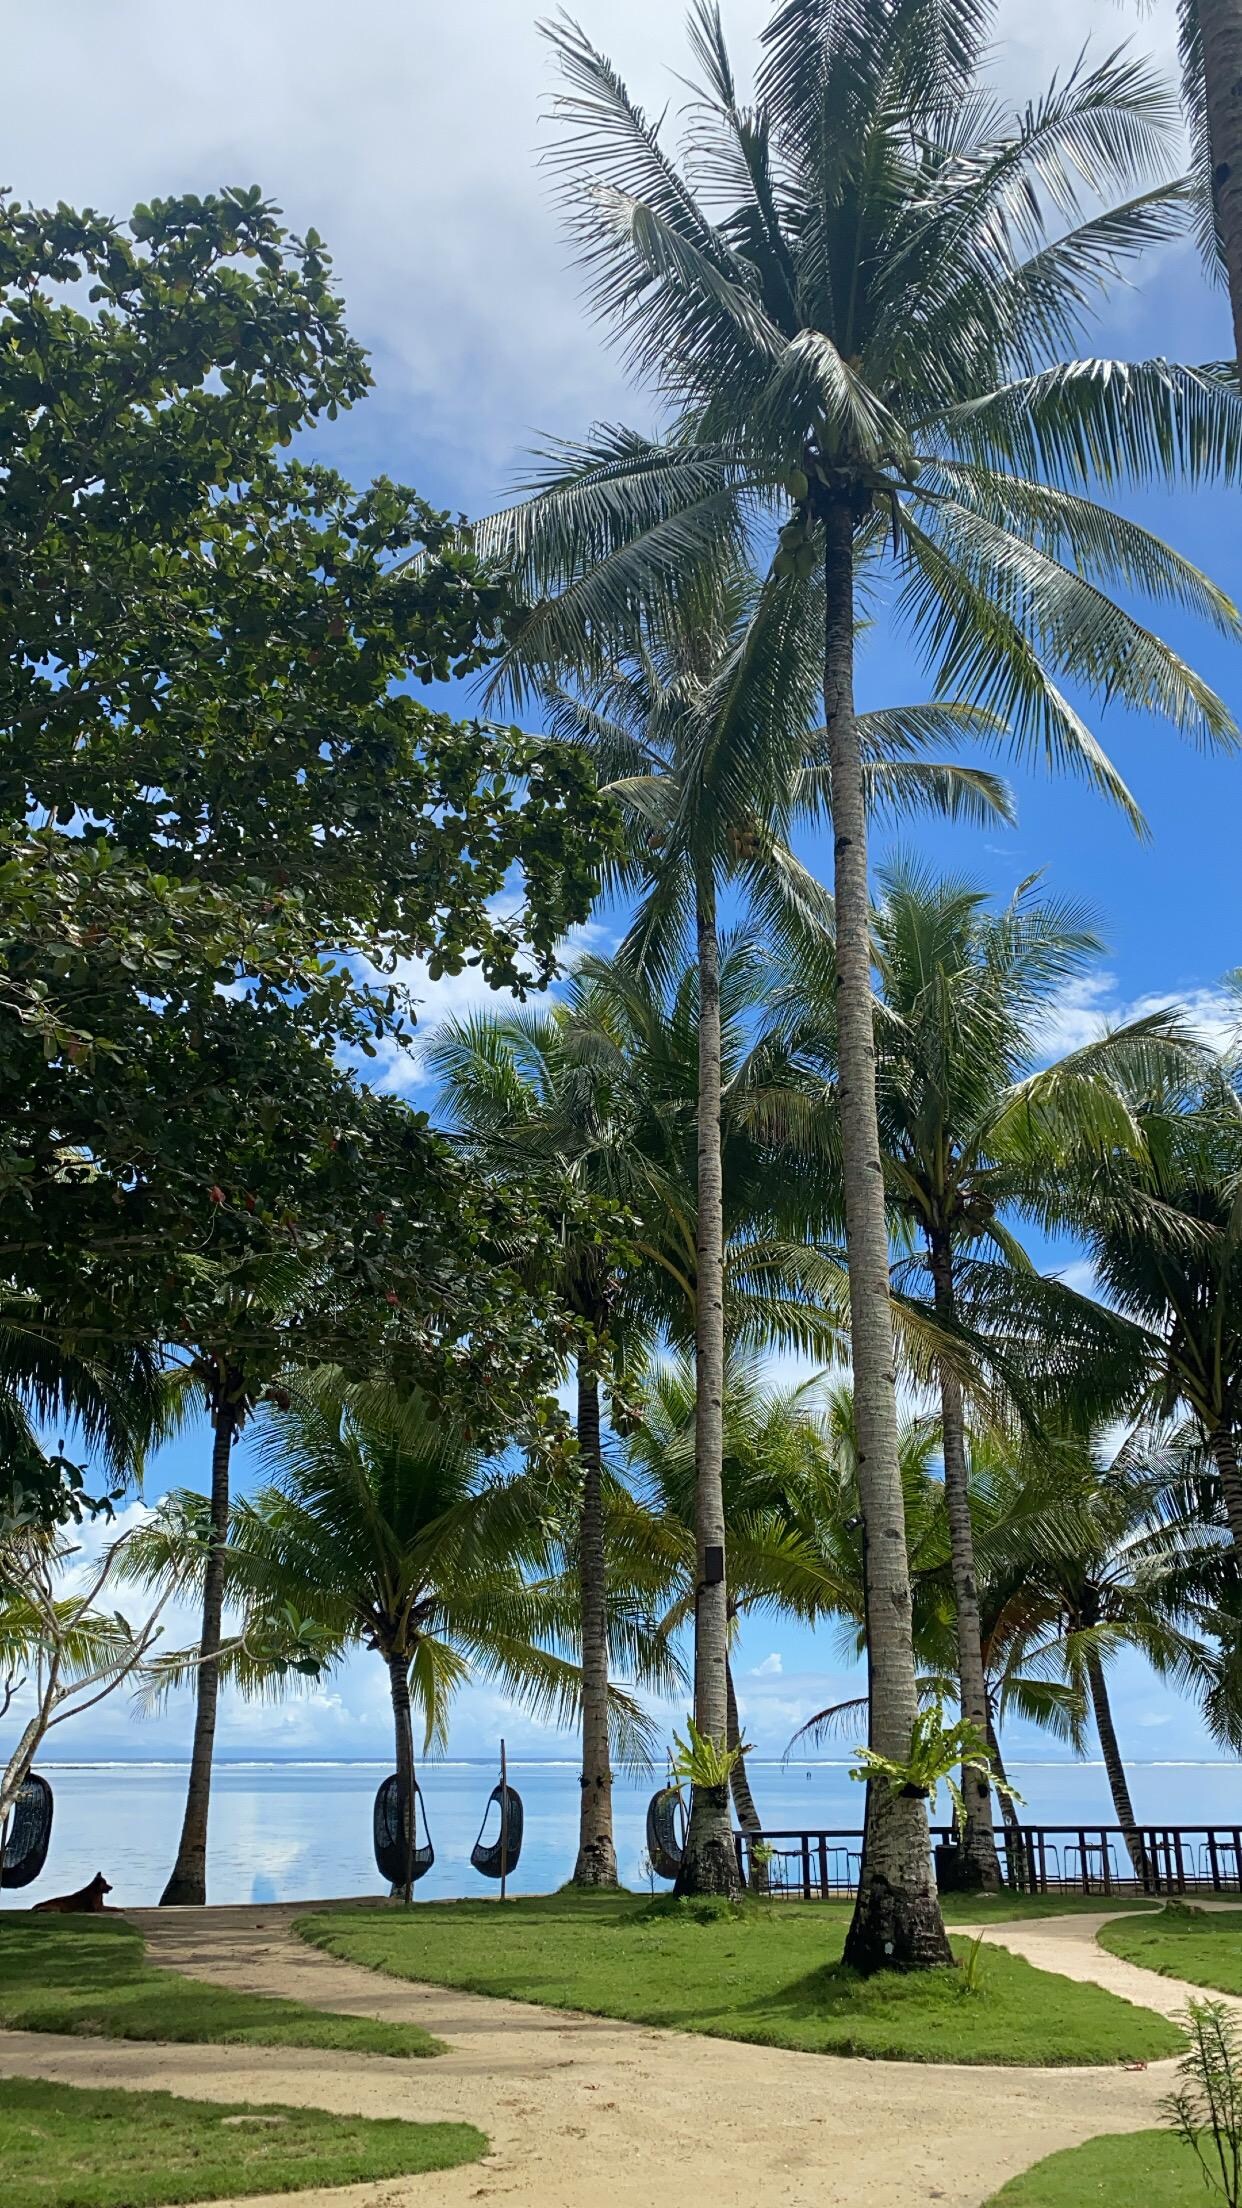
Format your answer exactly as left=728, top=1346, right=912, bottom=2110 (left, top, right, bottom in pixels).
left=12, top=0, right=1242, bottom=1779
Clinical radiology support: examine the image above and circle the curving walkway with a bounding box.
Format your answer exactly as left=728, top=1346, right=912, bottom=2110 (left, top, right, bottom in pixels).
left=0, top=1901, right=1215, bottom=2208
left=975, top=1904, right=1242, bottom=2028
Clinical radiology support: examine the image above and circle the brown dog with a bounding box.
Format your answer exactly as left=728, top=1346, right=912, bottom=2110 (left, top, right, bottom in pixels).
left=32, top=1871, right=112, bottom=1914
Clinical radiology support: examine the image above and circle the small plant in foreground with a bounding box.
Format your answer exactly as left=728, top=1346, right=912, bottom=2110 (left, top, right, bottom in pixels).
left=957, top=1933, right=990, bottom=1999
left=1164, top=1999, right=1242, bottom=2206
left=850, top=1702, right=1023, bottom=1839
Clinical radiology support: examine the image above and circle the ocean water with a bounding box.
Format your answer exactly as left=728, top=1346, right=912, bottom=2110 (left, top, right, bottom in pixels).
left=8, top=1756, right=1241, bottom=1909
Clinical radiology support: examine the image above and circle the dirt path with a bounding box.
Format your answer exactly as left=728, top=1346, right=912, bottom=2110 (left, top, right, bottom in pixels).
left=0, top=1900, right=1190, bottom=2208
left=976, top=1905, right=1242, bottom=2028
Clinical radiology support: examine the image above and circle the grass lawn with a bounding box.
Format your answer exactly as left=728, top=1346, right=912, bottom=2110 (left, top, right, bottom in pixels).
left=984, top=2130, right=1212, bottom=2205
left=1100, top=1903, right=1242, bottom=1995
left=0, top=2075, right=483, bottom=2208
left=0, top=1915, right=442, bottom=2056
left=298, top=1890, right=1182, bottom=2066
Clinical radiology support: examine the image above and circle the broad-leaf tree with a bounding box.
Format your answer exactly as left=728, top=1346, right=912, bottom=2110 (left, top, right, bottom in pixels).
left=0, top=185, right=617, bottom=1524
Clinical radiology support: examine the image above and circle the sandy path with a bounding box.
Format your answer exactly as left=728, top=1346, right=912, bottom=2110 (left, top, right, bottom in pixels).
left=0, top=1900, right=1189, bottom=2208
left=976, top=1905, right=1242, bottom=2025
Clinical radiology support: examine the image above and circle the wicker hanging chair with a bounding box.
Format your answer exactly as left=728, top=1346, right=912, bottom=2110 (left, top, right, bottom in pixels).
left=1, top=1772, right=54, bottom=1890
left=372, top=1773, right=434, bottom=1889
left=470, top=1783, right=523, bottom=1879
left=645, top=1785, right=686, bottom=1882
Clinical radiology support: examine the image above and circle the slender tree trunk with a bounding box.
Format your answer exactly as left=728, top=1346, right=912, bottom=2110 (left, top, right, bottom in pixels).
left=572, top=1364, right=617, bottom=1887
left=987, top=1708, right=1025, bottom=1887
left=677, top=862, right=741, bottom=1898
left=1, top=1715, right=47, bottom=1825
left=727, top=1655, right=767, bottom=1893
left=1199, top=0, right=1242, bottom=368
left=386, top=1650, right=418, bottom=1903
left=1208, top=1426, right=1242, bottom=1554
left=822, top=501, right=951, bottom=1973
left=160, top=1393, right=236, bottom=1906
left=1084, top=1645, right=1149, bottom=1887
left=928, top=1235, right=1002, bottom=1893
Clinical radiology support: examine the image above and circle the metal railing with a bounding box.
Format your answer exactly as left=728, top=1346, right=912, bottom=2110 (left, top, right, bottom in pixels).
left=733, top=1824, right=1242, bottom=1899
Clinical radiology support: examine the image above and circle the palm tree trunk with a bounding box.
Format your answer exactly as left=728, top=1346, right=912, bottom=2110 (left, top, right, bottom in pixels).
left=928, top=1235, right=1002, bottom=1893
left=386, top=1650, right=419, bottom=1904
left=727, top=1654, right=767, bottom=1892
left=986, top=1709, right=1024, bottom=1887
left=677, top=860, right=741, bottom=1898
left=160, top=1391, right=236, bottom=1906
left=572, top=1364, right=617, bottom=1886
left=822, top=499, right=951, bottom=1974
left=725, top=1657, right=759, bottom=1828
left=1208, top=1426, right=1242, bottom=1554
left=1084, top=1645, right=1149, bottom=1887
left=1200, top=0, right=1242, bottom=368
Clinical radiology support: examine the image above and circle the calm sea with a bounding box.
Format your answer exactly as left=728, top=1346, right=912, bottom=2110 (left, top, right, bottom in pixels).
left=9, top=1757, right=1240, bottom=1908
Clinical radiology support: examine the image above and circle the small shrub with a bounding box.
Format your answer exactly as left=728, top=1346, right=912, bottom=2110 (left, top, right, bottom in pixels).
left=1164, top=1998, right=1242, bottom=2206
left=634, top=1894, right=760, bottom=1928
left=956, top=1932, right=990, bottom=1999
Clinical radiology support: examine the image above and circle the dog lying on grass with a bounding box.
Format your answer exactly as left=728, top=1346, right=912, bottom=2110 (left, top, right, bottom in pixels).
left=32, top=1872, right=112, bottom=1914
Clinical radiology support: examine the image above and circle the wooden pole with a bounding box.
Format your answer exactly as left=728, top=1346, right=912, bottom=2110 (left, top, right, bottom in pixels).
left=500, top=1739, right=509, bottom=1904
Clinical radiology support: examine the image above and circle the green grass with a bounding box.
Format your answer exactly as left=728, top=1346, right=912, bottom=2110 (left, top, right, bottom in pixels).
left=0, top=1915, right=443, bottom=2056
left=0, top=2075, right=483, bottom=2208
left=984, top=2130, right=1212, bottom=2206
left=941, top=1893, right=1160, bottom=1923
left=1100, top=1902, right=1242, bottom=1996
left=298, top=1890, right=1182, bottom=2066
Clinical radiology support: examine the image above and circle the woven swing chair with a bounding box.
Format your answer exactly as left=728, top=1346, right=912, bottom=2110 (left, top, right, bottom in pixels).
left=1, top=1772, right=54, bottom=1890
left=470, top=1782, right=523, bottom=1880
left=372, top=1773, right=434, bottom=1891
left=645, top=1785, right=686, bottom=1882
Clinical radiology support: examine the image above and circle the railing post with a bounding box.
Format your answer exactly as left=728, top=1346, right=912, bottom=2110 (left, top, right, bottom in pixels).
left=800, top=1835, right=812, bottom=1901
left=1079, top=1828, right=1090, bottom=1894
left=735, top=1832, right=747, bottom=1887
left=1173, top=1831, right=1187, bottom=1894
left=817, top=1835, right=829, bottom=1900
left=1100, top=1829, right=1112, bottom=1895
left=1209, top=1832, right=1221, bottom=1893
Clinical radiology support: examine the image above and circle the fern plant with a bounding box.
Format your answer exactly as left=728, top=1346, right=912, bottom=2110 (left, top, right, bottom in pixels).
left=668, top=1713, right=750, bottom=1795
left=851, top=1702, right=1023, bottom=1839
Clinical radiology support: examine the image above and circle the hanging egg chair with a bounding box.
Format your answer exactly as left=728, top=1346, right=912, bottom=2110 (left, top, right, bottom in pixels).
left=470, top=1782, right=523, bottom=1879
left=372, top=1773, right=434, bottom=1890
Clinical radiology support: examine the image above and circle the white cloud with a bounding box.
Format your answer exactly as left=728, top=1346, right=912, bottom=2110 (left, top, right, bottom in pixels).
left=1, top=0, right=1185, bottom=515
left=1034, top=974, right=1239, bottom=1062
left=751, top=1651, right=783, bottom=1677
left=354, top=911, right=617, bottom=1097
left=1053, top=1257, right=1100, bottom=1300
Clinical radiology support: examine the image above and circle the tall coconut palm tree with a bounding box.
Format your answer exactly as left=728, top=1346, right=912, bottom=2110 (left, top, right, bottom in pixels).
left=484, top=0, right=1239, bottom=1965
left=771, top=865, right=1197, bottom=1887
left=432, top=940, right=849, bottom=1884
left=431, top=1000, right=631, bottom=1887
left=621, top=1354, right=856, bottom=1845
left=496, top=569, right=1010, bottom=1898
